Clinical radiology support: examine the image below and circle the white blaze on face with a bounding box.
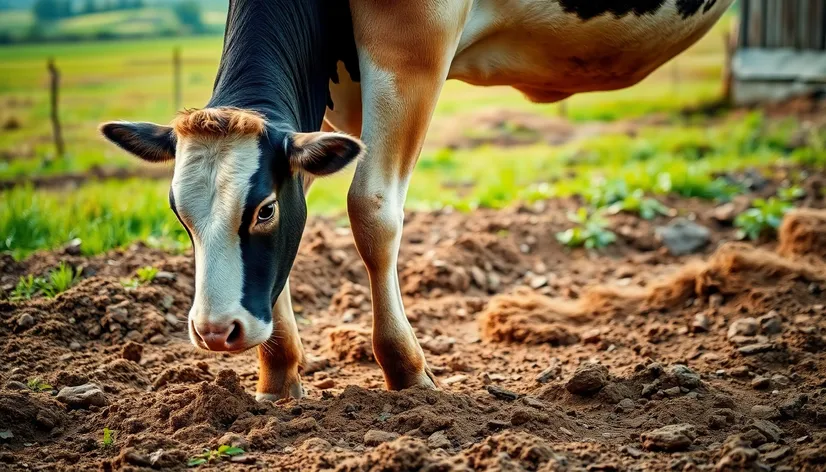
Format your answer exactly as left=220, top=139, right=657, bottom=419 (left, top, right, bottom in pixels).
left=171, top=135, right=273, bottom=350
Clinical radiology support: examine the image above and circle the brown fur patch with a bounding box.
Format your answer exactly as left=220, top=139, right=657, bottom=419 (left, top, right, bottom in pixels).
left=172, top=107, right=266, bottom=138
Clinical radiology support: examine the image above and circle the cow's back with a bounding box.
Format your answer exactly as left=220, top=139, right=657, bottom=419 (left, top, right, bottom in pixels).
left=449, top=0, right=734, bottom=102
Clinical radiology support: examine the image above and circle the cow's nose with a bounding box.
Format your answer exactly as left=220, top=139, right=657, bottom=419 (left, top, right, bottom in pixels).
left=192, top=319, right=244, bottom=351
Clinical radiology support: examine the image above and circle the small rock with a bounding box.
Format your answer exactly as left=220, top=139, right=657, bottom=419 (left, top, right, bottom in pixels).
left=5, top=381, right=28, bottom=390
left=739, top=343, right=774, bottom=356
left=107, top=302, right=129, bottom=324
left=712, top=203, right=737, bottom=223
left=669, top=364, right=701, bottom=389
left=17, top=313, right=35, bottom=330
left=751, top=420, right=783, bottom=442
left=559, top=427, right=574, bottom=436
left=0, top=430, right=13, bottom=440
left=663, top=386, right=682, bottom=397
left=522, top=396, right=544, bottom=409
left=443, top=375, right=468, bottom=386
left=770, top=374, right=790, bottom=387
left=581, top=328, right=602, bottom=344
left=56, top=384, right=107, bottom=409
left=364, top=430, right=398, bottom=446
left=566, top=362, right=608, bottom=395
left=731, top=366, right=751, bottom=377
left=758, top=312, right=782, bottom=335
left=728, top=318, right=759, bottom=340
left=470, top=266, right=487, bottom=289
left=422, top=335, right=454, bottom=355
left=751, top=376, right=770, bottom=389
left=528, top=275, right=547, bottom=289
left=69, top=341, right=81, bottom=350
left=536, top=361, right=561, bottom=383
left=303, top=355, right=330, bottom=375
left=709, top=294, right=724, bottom=309
left=656, top=219, right=711, bottom=256
left=427, top=430, right=451, bottom=449
left=313, top=378, right=335, bottom=390
left=123, top=450, right=151, bottom=467
left=487, top=420, right=509, bottom=431
left=486, top=385, right=519, bottom=401
left=154, top=271, right=176, bottom=282
left=622, top=446, right=644, bottom=458
left=751, top=405, right=779, bottom=419
left=164, top=314, right=179, bottom=326
left=692, top=313, right=710, bottom=332
left=121, top=341, right=143, bottom=363
left=641, top=424, right=697, bottom=451
left=764, top=446, right=790, bottom=462
left=616, top=398, right=635, bottom=412
left=229, top=455, right=256, bottom=464
left=217, top=433, right=249, bottom=450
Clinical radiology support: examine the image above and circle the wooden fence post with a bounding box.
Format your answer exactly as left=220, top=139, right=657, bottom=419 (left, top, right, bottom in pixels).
left=47, top=58, right=64, bottom=161
left=173, top=47, right=182, bottom=111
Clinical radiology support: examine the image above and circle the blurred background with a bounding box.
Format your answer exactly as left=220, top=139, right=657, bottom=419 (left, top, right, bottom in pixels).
left=1, top=0, right=825, bottom=260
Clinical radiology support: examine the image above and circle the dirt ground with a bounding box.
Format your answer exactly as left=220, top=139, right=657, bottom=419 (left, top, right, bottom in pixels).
left=2, top=170, right=826, bottom=471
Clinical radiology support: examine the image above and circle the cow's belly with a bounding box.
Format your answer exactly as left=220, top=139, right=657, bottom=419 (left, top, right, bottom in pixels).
left=448, top=0, right=733, bottom=102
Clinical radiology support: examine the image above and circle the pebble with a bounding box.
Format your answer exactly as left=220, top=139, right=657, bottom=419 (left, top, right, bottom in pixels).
left=313, top=378, right=335, bottom=390
left=641, top=423, right=697, bottom=451
left=739, top=343, right=774, bottom=355
left=486, top=385, right=519, bottom=401
left=522, top=396, right=544, bottom=409
left=536, top=361, right=561, bottom=383
left=559, top=427, right=574, bottom=436
left=709, top=294, right=724, bottom=309
left=751, top=376, right=770, bottom=389
left=751, top=405, right=779, bottom=419
left=69, top=341, right=81, bottom=350
left=363, top=430, right=399, bottom=446
left=663, top=386, right=682, bottom=397
left=731, top=366, right=751, bottom=377
left=121, top=341, right=143, bottom=363
left=303, top=355, right=330, bottom=375
left=565, top=362, right=608, bottom=395
left=750, top=420, right=783, bottom=442
left=758, top=312, right=782, bottom=335
left=218, top=433, right=250, bottom=450
left=443, top=375, right=468, bottom=386
left=770, top=374, right=790, bottom=387
left=622, top=446, right=644, bottom=458
left=17, top=313, right=35, bottom=330
left=5, top=381, right=28, bottom=390
left=421, top=336, right=454, bottom=355
left=616, top=398, right=635, bottom=412
left=692, top=313, right=710, bottom=332
left=154, top=271, right=176, bottom=282
left=728, top=318, right=759, bottom=339
left=656, top=219, right=711, bottom=256
left=56, top=383, right=108, bottom=409
left=427, top=430, right=451, bottom=449
left=669, top=364, right=701, bottom=389
left=764, top=446, right=791, bottom=462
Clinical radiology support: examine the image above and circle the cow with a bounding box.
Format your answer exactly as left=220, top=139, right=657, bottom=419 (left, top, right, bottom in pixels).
left=100, top=0, right=734, bottom=401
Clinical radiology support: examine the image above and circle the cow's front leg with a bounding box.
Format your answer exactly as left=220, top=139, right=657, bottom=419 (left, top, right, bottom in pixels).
left=347, top=1, right=467, bottom=390
left=256, top=279, right=305, bottom=400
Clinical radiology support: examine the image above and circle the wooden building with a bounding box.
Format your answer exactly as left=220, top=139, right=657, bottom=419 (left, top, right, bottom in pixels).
left=733, top=0, right=826, bottom=104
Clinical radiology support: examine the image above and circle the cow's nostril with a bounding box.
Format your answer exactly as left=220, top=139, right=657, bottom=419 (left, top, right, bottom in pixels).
left=226, top=321, right=242, bottom=345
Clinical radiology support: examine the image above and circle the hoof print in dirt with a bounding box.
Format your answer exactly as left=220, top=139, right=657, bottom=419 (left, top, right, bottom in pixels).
left=641, top=423, right=697, bottom=451
left=56, top=383, right=107, bottom=409
left=566, top=362, right=608, bottom=395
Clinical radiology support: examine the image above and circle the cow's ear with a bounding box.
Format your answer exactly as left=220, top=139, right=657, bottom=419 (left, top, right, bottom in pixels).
left=287, top=131, right=364, bottom=177
left=99, top=121, right=176, bottom=162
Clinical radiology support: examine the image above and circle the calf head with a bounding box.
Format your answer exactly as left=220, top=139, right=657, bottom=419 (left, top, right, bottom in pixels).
left=100, top=108, right=363, bottom=352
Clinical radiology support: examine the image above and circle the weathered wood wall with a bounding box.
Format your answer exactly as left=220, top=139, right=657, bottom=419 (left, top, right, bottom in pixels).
left=739, top=0, right=826, bottom=50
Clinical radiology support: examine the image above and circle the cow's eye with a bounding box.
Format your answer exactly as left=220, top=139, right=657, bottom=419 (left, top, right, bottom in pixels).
left=257, top=202, right=276, bottom=223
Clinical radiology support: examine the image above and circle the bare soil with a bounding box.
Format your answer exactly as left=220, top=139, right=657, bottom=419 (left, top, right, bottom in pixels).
left=2, top=177, right=826, bottom=471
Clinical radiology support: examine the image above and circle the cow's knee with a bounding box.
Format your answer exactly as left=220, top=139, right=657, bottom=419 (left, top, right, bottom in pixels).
left=347, top=188, right=403, bottom=273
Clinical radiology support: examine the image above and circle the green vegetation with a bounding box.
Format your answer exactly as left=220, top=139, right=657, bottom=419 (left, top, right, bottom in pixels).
left=735, top=185, right=806, bottom=241
left=27, top=378, right=53, bottom=392
left=556, top=208, right=617, bottom=249
left=101, top=428, right=115, bottom=448
left=188, top=445, right=245, bottom=467
left=9, top=262, right=79, bottom=300
left=122, top=265, right=158, bottom=289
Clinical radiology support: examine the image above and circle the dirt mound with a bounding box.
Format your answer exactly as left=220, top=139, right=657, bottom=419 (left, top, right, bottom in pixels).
left=779, top=208, right=826, bottom=260
left=3, top=195, right=826, bottom=470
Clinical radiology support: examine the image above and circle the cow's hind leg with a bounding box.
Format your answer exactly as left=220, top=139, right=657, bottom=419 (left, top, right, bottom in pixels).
left=348, top=1, right=468, bottom=390
left=256, top=279, right=305, bottom=400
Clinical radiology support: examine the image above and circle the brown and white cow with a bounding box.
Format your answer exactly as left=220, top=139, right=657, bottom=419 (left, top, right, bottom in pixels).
left=100, top=0, right=733, bottom=400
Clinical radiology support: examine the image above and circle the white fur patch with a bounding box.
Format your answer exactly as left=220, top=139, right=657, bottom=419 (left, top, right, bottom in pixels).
left=172, top=136, right=273, bottom=350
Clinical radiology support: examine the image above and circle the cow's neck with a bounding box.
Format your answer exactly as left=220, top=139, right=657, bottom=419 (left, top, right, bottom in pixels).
left=207, top=0, right=329, bottom=132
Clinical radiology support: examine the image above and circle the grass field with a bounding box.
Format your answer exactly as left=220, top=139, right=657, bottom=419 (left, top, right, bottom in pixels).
left=6, top=9, right=822, bottom=260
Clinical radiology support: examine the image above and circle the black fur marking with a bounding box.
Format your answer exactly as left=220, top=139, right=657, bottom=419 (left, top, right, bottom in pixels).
left=558, top=0, right=666, bottom=20
left=676, top=0, right=708, bottom=18
left=702, top=0, right=717, bottom=14
left=238, top=133, right=306, bottom=321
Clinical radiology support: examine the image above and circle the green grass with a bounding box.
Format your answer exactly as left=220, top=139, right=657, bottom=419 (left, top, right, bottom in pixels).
left=3, top=110, right=823, bottom=259
left=9, top=261, right=80, bottom=300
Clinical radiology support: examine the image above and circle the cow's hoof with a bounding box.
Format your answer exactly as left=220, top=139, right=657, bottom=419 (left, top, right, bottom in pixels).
left=255, top=380, right=304, bottom=401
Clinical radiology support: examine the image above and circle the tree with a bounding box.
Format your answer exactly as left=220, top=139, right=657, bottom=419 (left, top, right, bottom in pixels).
left=173, top=1, right=202, bottom=32
left=32, top=0, right=71, bottom=21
